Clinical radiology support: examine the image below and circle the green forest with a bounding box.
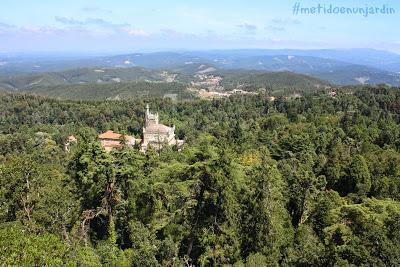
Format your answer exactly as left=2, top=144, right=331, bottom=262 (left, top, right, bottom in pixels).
left=0, top=66, right=331, bottom=101
left=1, top=86, right=400, bottom=266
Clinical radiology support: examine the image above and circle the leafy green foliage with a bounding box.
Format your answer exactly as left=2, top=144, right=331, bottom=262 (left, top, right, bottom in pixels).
left=1, top=85, right=400, bottom=265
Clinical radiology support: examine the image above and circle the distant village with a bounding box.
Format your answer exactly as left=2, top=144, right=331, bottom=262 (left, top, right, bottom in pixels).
left=65, top=104, right=184, bottom=152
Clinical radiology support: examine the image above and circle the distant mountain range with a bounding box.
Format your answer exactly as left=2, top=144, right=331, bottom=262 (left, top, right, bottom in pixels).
left=1, top=48, right=399, bottom=87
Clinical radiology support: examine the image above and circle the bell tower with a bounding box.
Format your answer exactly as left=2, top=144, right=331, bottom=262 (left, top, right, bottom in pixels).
left=145, top=104, right=159, bottom=127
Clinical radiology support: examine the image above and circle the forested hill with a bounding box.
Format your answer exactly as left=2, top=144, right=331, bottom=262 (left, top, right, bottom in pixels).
left=21, top=82, right=193, bottom=101
left=1, top=86, right=400, bottom=266
left=0, top=66, right=331, bottom=100
left=0, top=67, right=170, bottom=90
left=217, top=70, right=330, bottom=91
left=2, top=49, right=400, bottom=86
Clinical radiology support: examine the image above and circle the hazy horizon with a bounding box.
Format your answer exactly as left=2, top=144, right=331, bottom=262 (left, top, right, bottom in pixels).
left=2, top=47, right=400, bottom=59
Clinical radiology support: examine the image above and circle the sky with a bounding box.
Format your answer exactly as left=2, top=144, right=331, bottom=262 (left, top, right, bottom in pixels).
left=0, top=0, right=399, bottom=54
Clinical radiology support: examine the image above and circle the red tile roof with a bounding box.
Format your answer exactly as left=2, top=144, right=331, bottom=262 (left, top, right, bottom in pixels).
left=99, top=130, right=124, bottom=140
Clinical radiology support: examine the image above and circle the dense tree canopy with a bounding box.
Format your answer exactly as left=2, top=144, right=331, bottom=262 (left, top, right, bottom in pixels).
left=1, top=86, right=400, bottom=266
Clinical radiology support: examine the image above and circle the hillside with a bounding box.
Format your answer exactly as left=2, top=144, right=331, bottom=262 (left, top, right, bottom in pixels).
left=0, top=65, right=333, bottom=100
left=2, top=49, right=399, bottom=86
left=208, top=55, right=400, bottom=86
left=313, top=65, right=400, bottom=86
left=216, top=70, right=331, bottom=92
left=0, top=67, right=176, bottom=90
left=20, top=82, right=192, bottom=101
left=190, top=49, right=400, bottom=73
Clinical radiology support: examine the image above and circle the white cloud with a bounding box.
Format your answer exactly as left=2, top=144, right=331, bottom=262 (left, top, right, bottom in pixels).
left=55, top=16, right=82, bottom=25
left=125, top=29, right=149, bottom=37
left=21, top=26, right=62, bottom=34
left=55, top=16, right=129, bottom=29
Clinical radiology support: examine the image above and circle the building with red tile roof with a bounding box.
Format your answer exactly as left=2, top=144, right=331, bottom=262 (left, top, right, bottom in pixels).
left=98, top=130, right=135, bottom=152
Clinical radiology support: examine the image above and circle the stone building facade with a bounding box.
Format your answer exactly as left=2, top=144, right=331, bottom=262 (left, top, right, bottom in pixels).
left=95, top=105, right=183, bottom=152
left=141, top=104, right=183, bottom=151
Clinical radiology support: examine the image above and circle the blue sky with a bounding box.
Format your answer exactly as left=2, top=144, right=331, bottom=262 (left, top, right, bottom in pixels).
left=0, top=0, right=399, bottom=54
